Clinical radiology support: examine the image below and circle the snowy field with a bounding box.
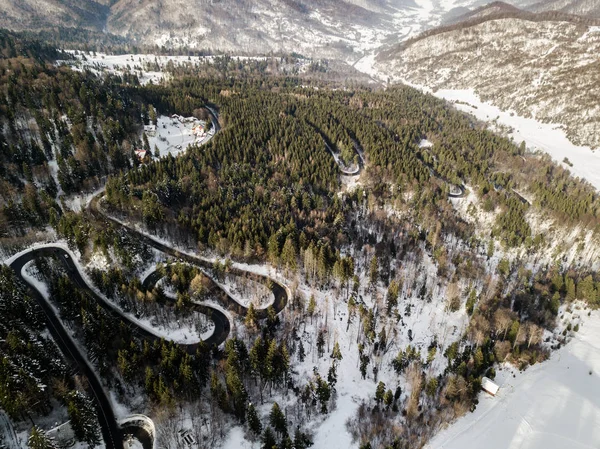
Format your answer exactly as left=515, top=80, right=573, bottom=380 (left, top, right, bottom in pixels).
left=148, top=115, right=214, bottom=158
left=62, top=52, right=272, bottom=85
left=428, top=305, right=600, bottom=449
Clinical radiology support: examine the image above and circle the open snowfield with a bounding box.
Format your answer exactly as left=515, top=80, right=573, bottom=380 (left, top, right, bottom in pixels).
left=148, top=115, right=214, bottom=158
left=428, top=307, right=600, bottom=449
left=62, top=52, right=270, bottom=85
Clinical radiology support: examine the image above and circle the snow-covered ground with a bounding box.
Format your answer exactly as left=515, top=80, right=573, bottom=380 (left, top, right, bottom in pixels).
left=419, top=138, right=434, bottom=148
left=212, top=274, right=274, bottom=309
left=147, top=115, right=214, bottom=158
left=61, top=52, right=272, bottom=85
left=432, top=88, right=600, bottom=191
left=428, top=305, right=600, bottom=449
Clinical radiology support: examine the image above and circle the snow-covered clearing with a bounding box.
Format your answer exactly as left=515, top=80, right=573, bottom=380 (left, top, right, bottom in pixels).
left=218, top=251, right=470, bottom=448
left=61, top=186, right=107, bottom=213
left=212, top=273, right=274, bottom=309
left=428, top=305, right=600, bottom=449
left=147, top=115, right=214, bottom=158
left=61, top=52, right=270, bottom=85
left=419, top=139, right=434, bottom=148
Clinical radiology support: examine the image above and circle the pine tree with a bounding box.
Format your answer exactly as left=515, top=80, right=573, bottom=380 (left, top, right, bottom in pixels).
left=307, top=294, right=316, bottom=324
left=465, top=288, right=477, bottom=315
left=28, top=427, right=56, bottom=449
left=298, top=340, right=306, bottom=362
left=327, top=363, right=337, bottom=389
left=331, top=341, right=342, bottom=363
left=280, top=435, right=294, bottom=449
left=316, top=330, right=325, bottom=358
left=66, top=391, right=100, bottom=447
left=425, top=378, right=438, bottom=398
left=267, top=306, right=280, bottom=329
left=247, top=403, right=263, bottom=436
left=281, top=236, right=297, bottom=272
left=262, top=426, right=277, bottom=449
left=269, top=402, right=287, bottom=437
left=293, top=428, right=313, bottom=449
left=315, top=376, right=331, bottom=413
left=375, top=381, right=386, bottom=405
left=386, top=280, right=400, bottom=315
left=245, top=303, right=257, bottom=329
left=369, top=255, right=379, bottom=288
left=267, top=233, right=281, bottom=267
left=384, top=389, right=394, bottom=409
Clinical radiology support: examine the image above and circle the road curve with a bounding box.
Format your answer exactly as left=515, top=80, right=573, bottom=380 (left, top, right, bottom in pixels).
left=448, top=184, right=466, bottom=199
left=90, top=198, right=288, bottom=321
left=9, top=248, right=123, bottom=449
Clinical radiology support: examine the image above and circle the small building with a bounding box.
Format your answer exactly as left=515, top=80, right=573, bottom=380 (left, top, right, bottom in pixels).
left=192, top=125, right=205, bottom=137
left=135, top=149, right=147, bottom=161
left=144, top=124, right=157, bottom=136
left=481, top=377, right=499, bottom=396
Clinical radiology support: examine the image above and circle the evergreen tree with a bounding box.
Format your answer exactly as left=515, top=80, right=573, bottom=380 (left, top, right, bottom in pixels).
left=386, top=280, right=400, bottom=315
left=375, top=381, right=386, bottom=405
left=269, top=402, right=287, bottom=437
left=247, top=403, right=263, bottom=436
left=316, top=330, right=325, bottom=358
left=465, top=288, right=477, bottom=315
left=384, top=389, right=394, bottom=409
left=28, top=427, right=56, bottom=449
left=369, top=255, right=379, bottom=288
left=245, top=303, right=258, bottom=329
left=281, top=236, right=298, bottom=272
left=262, top=427, right=277, bottom=449
left=66, top=391, right=100, bottom=447
left=307, top=295, right=316, bottom=324
left=331, top=341, right=342, bottom=363
left=293, top=428, right=313, bottom=449
left=298, top=340, right=306, bottom=362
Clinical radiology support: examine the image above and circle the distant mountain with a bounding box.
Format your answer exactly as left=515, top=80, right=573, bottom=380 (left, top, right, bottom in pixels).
left=376, top=4, right=600, bottom=148
left=0, top=0, right=110, bottom=31
left=0, top=0, right=535, bottom=57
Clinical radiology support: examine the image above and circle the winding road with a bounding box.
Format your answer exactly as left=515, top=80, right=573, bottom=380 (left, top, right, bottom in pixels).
left=5, top=105, right=289, bottom=449
left=9, top=248, right=124, bottom=449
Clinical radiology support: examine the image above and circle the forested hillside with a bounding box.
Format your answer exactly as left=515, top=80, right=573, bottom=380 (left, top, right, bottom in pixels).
left=105, top=77, right=600, bottom=256
left=85, top=75, right=600, bottom=448
left=377, top=11, right=600, bottom=149
left=0, top=30, right=149, bottom=242
left=0, top=265, right=101, bottom=448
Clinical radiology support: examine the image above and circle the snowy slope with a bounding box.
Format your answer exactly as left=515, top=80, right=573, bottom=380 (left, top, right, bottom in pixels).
left=376, top=16, right=600, bottom=148
left=428, top=306, right=600, bottom=449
